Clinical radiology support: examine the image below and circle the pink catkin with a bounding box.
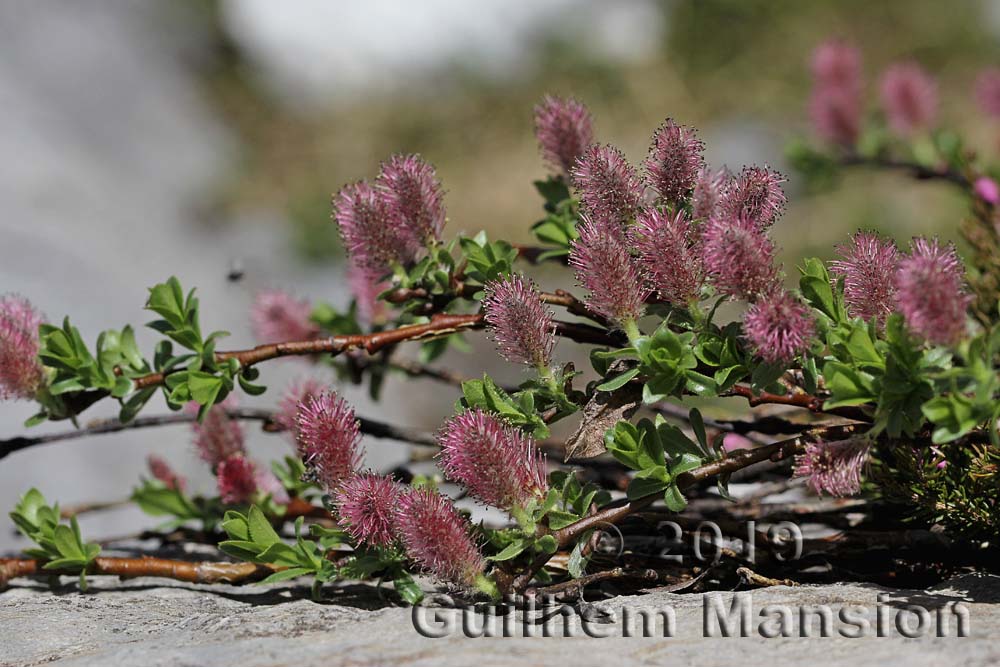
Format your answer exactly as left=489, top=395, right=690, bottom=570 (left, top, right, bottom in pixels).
left=534, top=95, right=595, bottom=177
left=216, top=455, right=259, bottom=505
left=376, top=154, right=446, bottom=245
left=437, top=408, right=548, bottom=511
left=830, top=231, right=899, bottom=326
left=482, top=274, right=556, bottom=367
left=974, top=68, right=1000, bottom=118
left=633, top=209, right=703, bottom=305
left=743, top=289, right=815, bottom=364
left=395, top=487, right=486, bottom=587
left=250, top=289, right=319, bottom=344
left=189, top=397, right=246, bottom=469
left=879, top=62, right=938, bottom=136
left=333, top=180, right=419, bottom=274
left=690, top=167, right=729, bottom=221
left=295, top=391, right=363, bottom=493
left=644, top=119, right=704, bottom=206
left=895, top=237, right=972, bottom=345
left=571, top=144, right=645, bottom=229
left=569, top=219, right=649, bottom=328
left=334, top=473, right=402, bottom=548
left=720, top=165, right=787, bottom=231
left=794, top=438, right=871, bottom=497
left=973, top=177, right=1000, bottom=206
left=0, top=294, right=45, bottom=401
left=147, top=454, right=186, bottom=492
left=347, top=261, right=390, bottom=326
left=808, top=40, right=863, bottom=147
left=700, top=215, right=779, bottom=300
left=274, top=376, right=328, bottom=435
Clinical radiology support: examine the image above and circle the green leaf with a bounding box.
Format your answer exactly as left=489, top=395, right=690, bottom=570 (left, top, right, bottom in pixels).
left=246, top=505, right=281, bottom=548
left=662, top=484, right=688, bottom=512
left=544, top=510, right=580, bottom=530
left=536, top=534, right=558, bottom=554
left=489, top=539, right=529, bottom=561
left=393, top=570, right=424, bottom=605
left=261, top=567, right=314, bottom=584
left=627, top=473, right=670, bottom=500
left=188, top=371, right=224, bottom=406
left=596, top=367, right=639, bottom=392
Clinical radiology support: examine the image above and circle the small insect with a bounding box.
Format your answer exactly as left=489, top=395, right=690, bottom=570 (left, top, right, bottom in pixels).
left=226, top=258, right=245, bottom=283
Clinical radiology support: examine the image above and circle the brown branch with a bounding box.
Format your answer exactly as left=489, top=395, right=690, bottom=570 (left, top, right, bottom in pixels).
left=0, top=407, right=438, bottom=460
left=0, top=557, right=274, bottom=587
left=838, top=153, right=970, bottom=188
left=723, top=384, right=871, bottom=422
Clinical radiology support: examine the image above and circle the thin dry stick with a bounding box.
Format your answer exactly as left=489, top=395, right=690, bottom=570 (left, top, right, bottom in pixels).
left=0, top=557, right=274, bottom=588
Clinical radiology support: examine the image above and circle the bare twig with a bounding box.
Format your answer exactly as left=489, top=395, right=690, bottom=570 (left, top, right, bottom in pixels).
left=0, top=557, right=274, bottom=588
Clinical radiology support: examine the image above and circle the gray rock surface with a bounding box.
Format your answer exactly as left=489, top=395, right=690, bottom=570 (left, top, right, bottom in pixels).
left=1, top=573, right=998, bottom=666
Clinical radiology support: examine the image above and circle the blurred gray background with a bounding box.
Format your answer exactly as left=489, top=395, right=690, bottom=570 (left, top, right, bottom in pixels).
left=2, top=0, right=998, bottom=550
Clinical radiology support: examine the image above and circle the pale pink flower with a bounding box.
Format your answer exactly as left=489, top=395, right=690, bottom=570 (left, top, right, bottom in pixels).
left=569, top=219, right=649, bottom=327
left=254, top=467, right=289, bottom=504
left=974, top=68, right=1000, bottom=118
left=830, top=231, right=899, bottom=326
left=690, top=167, right=729, bottom=221
left=973, top=177, right=1000, bottom=206
left=0, top=294, right=45, bottom=401
left=347, top=261, right=389, bottom=326
left=534, top=95, right=595, bottom=177
left=808, top=40, right=863, bottom=147
left=811, top=40, right=862, bottom=88
left=571, top=144, right=645, bottom=229
left=334, top=473, right=402, bottom=548
left=482, top=274, right=556, bottom=367
left=879, top=62, right=938, bottom=136
left=794, top=438, right=872, bottom=497
left=295, top=391, right=363, bottom=492
left=719, top=166, right=787, bottom=231
left=395, top=488, right=486, bottom=587
left=377, top=154, right=446, bottom=245
left=644, top=119, right=704, bottom=206
left=147, top=454, right=186, bottom=492
left=633, top=209, right=703, bottom=305
left=189, top=396, right=246, bottom=469
left=743, top=289, right=815, bottom=363
left=274, top=376, right=327, bottom=434
left=437, top=409, right=548, bottom=511
left=250, top=289, right=319, bottom=344
left=700, top=215, right=779, bottom=300
left=895, top=238, right=971, bottom=345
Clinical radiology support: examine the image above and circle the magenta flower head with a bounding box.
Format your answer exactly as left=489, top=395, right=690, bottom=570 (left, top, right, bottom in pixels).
left=644, top=119, right=704, bottom=206
left=347, top=261, right=389, bottom=326
left=794, top=438, right=872, bottom=497
left=974, top=177, right=1000, bottom=206
left=482, top=274, right=556, bottom=367
left=216, top=455, right=259, bottom=505
left=701, top=215, right=778, bottom=300
left=690, top=166, right=729, bottom=221
left=830, top=231, right=899, bottom=326
left=0, top=294, right=45, bottom=401
left=809, top=41, right=863, bottom=146
left=895, top=237, right=972, bottom=345
left=437, top=409, right=548, bottom=511
left=334, top=472, right=402, bottom=548
left=534, top=95, right=595, bottom=178
left=879, top=62, right=938, bottom=136
left=974, top=68, right=1000, bottom=118
left=295, top=391, right=363, bottom=492
left=571, top=144, right=645, bottom=229
left=376, top=153, right=446, bottom=245
left=395, top=487, right=486, bottom=587
left=720, top=165, right=787, bottom=231
left=250, top=289, right=319, bottom=344
left=569, top=219, right=649, bottom=329
left=743, top=289, right=815, bottom=364
left=147, top=454, right=186, bottom=492
left=274, top=376, right=327, bottom=434
left=633, top=209, right=703, bottom=305
left=189, top=396, right=246, bottom=469
left=333, top=180, right=419, bottom=274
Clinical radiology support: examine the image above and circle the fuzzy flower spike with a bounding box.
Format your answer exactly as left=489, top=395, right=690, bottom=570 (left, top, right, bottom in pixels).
left=482, top=274, right=556, bottom=368
left=333, top=180, right=420, bottom=274
left=395, top=487, right=488, bottom=590
left=571, top=144, right=645, bottom=230
left=189, top=396, right=246, bottom=468
left=880, top=62, right=938, bottom=136
left=0, top=294, right=45, bottom=401
left=295, top=391, right=363, bottom=493
left=808, top=40, right=863, bottom=147
left=794, top=437, right=872, bottom=497
left=829, top=231, right=899, bottom=326
left=700, top=215, right=779, bottom=301
left=633, top=208, right=703, bottom=306
left=437, top=408, right=548, bottom=513
left=743, top=289, right=815, bottom=364
left=377, top=154, right=446, bottom=246
left=534, top=95, right=595, bottom=178
left=720, top=165, right=787, bottom=231
left=895, top=237, right=972, bottom=345
left=569, top=219, right=649, bottom=337
left=250, top=289, right=319, bottom=344
left=644, top=119, right=705, bottom=207
left=334, top=473, right=402, bottom=548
